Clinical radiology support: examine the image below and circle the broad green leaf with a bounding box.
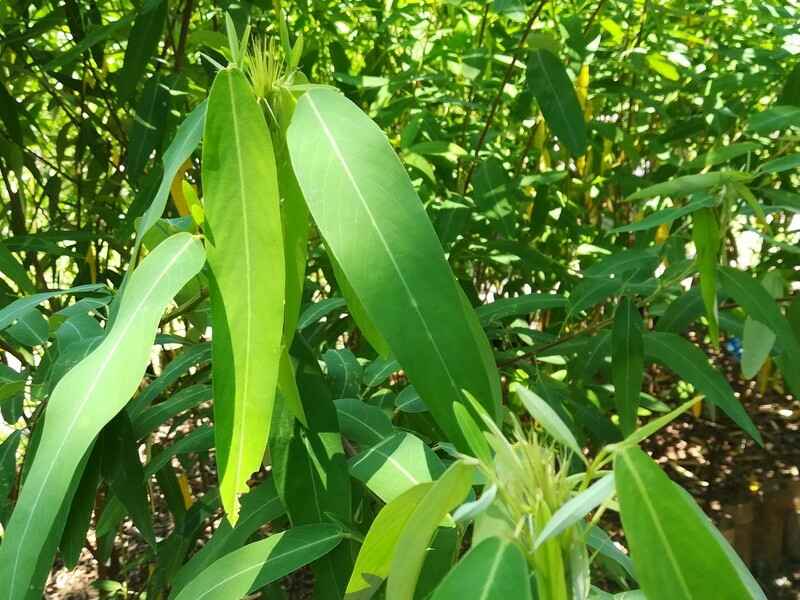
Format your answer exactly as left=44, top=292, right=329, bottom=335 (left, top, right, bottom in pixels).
left=477, top=293, right=567, bottom=325
left=0, top=232, right=204, bottom=599
left=534, top=474, right=614, bottom=549
left=170, top=479, right=285, bottom=597
left=335, top=398, right=394, bottom=447
left=741, top=272, right=783, bottom=379
left=526, top=49, right=587, bottom=155
left=719, top=267, right=800, bottom=396
left=363, top=356, right=400, bottom=388
left=625, top=172, right=745, bottom=202
left=173, top=524, right=343, bottom=600
left=323, top=348, right=363, bottom=398
left=642, top=332, right=761, bottom=444
left=430, top=536, right=530, bottom=600
left=612, top=298, right=644, bottom=435
left=387, top=461, right=475, bottom=600
left=615, top=447, right=766, bottom=600
left=511, top=383, right=581, bottom=456
left=116, top=0, right=166, bottom=101
left=348, top=432, right=445, bottom=503
left=395, top=385, right=428, bottom=413
left=203, top=67, right=285, bottom=523
left=288, top=88, right=500, bottom=450
left=612, top=194, right=717, bottom=233
left=747, top=105, right=800, bottom=134
left=6, top=307, right=48, bottom=347
left=346, top=483, right=434, bottom=600
left=692, top=208, right=720, bottom=344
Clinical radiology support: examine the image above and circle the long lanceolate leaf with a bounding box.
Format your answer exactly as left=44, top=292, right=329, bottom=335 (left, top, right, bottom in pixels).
left=615, top=447, right=766, bottom=600
left=173, top=524, right=343, bottom=600
left=612, top=298, right=644, bottom=435
left=203, top=67, right=285, bottom=523
left=287, top=88, right=501, bottom=450
left=0, top=232, right=205, bottom=599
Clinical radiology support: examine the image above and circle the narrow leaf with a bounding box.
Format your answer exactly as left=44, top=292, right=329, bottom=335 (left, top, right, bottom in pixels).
left=612, top=298, right=644, bottom=435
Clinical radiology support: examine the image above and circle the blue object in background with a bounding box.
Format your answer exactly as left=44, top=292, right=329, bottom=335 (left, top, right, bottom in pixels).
left=725, top=337, right=742, bottom=361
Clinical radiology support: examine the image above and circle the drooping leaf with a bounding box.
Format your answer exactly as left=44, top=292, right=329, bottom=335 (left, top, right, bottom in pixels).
left=127, top=74, right=171, bottom=182
left=625, top=172, right=744, bottom=202
left=429, top=536, right=531, bottom=600
left=170, top=479, right=285, bottom=597
left=526, top=49, right=588, bottom=156
left=203, top=67, right=285, bottom=523
left=0, top=284, right=106, bottom=332
left=642, top=332, right=761, bottom=444
left=477, top=293, right=567, bottom=325
left=615, top=447, right=766, bottom=600
left=173, top=524, right=343, bottom=600
left=0, top=233, right=205, bottom=599
left=287, top=88, right=500, bottom=450
left=747, top=105, right=800, bottom=134
left=116, top=0, right=167, bottom=101
left=612, top=194, right=718, bottom=233
left=612, top=298, right=644, bottom=435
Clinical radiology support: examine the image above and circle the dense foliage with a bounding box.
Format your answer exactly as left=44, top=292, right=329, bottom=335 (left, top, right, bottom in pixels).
left=0, top=0, right=799, bottom=598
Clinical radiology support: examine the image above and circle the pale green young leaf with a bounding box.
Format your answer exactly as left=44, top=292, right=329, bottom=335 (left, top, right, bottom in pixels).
left=0, top=233, right=204, bottom=600
left=511, top=382, right=582, bottom=456
left=386, top=461, right=475, bottom=600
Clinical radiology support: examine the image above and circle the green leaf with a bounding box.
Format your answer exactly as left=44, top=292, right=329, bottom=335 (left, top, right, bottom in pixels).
left=535, top=474, right=614, bottom=549
left=346, top=483, right=434, bottom=600
left=511, top=383, right=582, bottom=456
left=757, top=152, right=800, bottom=174
left=132, top=384, right=212, bottom=439
left=526, top=49, right=587, bottom=156
left=741, top=273, right=783, bottom=379
left=646, top=53, right=680, bottom=80
left=135, top=100, right=207, bottom=248
left=0, top=430, right=21, bottom=524
left=691, top=208, right=720, bottom=344
left=298, top=297, right=347, bottom=329
left=612, top=298, right=644, bottom=435
left=170, top=480, right=285, bottom=597
left=395, top=385, right=428, bottom=413
left=127, top=74, right=170, bottom=182
left=747, top=105, right=800, bottom=134
left=387, top=461, right=475, bottom=600
left=335, top=398, right=394, bottom=447
left=453, top=403, right=493, bottom=465
left=203, top=67, right=285, bottom=523
left=477, top=293, right=567, bottom=325
left=323, top=348, right=363, bottom=398
left=348, top=432, right=445, bottom=503
left=429, top=536, right=531, bottom=600
left=116, top=0, right=167, bottom=101
left=642, top=332, right=761, bottom=444
left=718, top=267, right=800, bottom=396
left=0, top=241, right=35, bottom=294
left=612, top=194, right=718, bottom=233
left=0, top=284, right=106, bottom=332
left=0, top=232, right=204, bottom=599
left=615, top=447, right=766, bottom=600
left=173, top=524, right=343, bottom=600
left=287, top=88, right=501, bottom=450
left=625, top=172, right=744, bottom=202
